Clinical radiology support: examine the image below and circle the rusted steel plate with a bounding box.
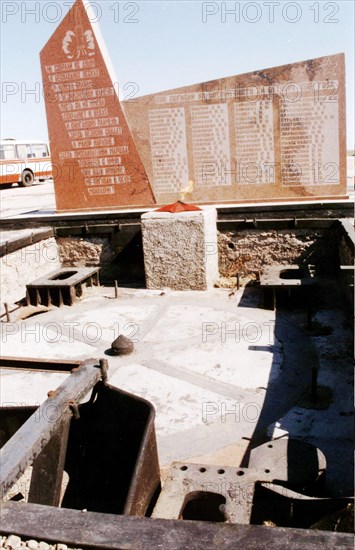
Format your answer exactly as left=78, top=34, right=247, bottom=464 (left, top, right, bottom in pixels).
left=62, top=382, right=160, bottom=517
left=28, top=413, right=71, bottom=507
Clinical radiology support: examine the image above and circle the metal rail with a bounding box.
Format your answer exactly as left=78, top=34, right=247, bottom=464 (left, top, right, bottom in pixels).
left=0, top=202, right=352, bottom=232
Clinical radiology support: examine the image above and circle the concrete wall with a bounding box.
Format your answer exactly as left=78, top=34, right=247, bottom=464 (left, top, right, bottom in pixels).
left=57, top=234, right=143, bottom=283
left=56, top=229, right=334, bottom=285
left=18, top=226, right=346, bottom=291
left=218, top=229, right=325, bottom=278
left=0, top=238, right=61, bottom=313
left=57, top=237, right=114, bottom=279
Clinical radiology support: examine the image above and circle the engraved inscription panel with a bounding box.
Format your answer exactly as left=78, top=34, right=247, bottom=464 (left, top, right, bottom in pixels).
left=280, top=89, right=340, bottom=186
left=41, top=0, right=154, bottom=211
left=235, top=100, right=275, bottom=184
left=191, top=104, right=231, bottom=187
left=149, top=107, right=188, bottom=194
left=123, top=53, right=346, bottom=204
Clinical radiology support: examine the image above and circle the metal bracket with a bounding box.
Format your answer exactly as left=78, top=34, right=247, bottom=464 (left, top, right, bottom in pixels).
left=99, top=358, right=109, bottom=384
left=68, top=401, right=80, bottom=420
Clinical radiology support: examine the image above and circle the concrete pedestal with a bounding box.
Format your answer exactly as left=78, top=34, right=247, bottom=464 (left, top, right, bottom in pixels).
left=141, top=207, right=219, bottom=290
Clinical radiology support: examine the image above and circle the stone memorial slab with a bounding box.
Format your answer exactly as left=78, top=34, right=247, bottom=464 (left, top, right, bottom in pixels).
left=40, top=0, right=155, bottom=212
left=123, top=53, right=347, bottom=205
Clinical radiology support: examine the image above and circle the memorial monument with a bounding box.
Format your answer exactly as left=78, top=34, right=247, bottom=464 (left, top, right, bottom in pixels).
left=41, top=0, right=347, bottom=211
left=40, top=0, right=155, bottom=211
left=123, top=53, right=347, bottom=205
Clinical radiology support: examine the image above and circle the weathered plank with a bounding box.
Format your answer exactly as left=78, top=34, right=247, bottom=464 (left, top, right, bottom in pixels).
left=0, top=502, right=353, bottom=550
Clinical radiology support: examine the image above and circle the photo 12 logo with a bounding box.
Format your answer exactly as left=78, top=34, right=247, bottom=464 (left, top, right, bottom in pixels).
left=1, top=2, right=141, bottom=24
left=202, top=401, right=261, bottom=423
left=201, top=2, right=340, bottom=24
left=1, top=321, right=141, bottom=345
left=201, top=321, right=275, bottom=343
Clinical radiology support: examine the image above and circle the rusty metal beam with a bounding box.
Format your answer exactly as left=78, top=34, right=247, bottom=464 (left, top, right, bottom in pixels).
left=0, top=501, right=353, bottom=549
left=0, top=357, right=81, bottom=372
left=28, top=412, right=71, bottom=507
left=0, top=360, right=101, bottom=498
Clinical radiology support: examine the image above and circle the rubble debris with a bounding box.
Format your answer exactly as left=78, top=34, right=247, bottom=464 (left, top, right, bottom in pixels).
left=0, top=536, right=80, bottom=550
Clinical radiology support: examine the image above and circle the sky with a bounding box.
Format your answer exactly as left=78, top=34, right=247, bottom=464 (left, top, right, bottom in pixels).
left=1, top=0, right=354, bottom=147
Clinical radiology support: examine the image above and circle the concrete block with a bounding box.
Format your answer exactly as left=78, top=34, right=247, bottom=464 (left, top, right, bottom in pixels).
left=141, top=207, right=219, bottom=290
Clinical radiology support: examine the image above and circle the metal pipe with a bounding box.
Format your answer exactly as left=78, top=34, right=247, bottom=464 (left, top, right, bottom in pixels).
left=4, top=303, right=11, bottom=322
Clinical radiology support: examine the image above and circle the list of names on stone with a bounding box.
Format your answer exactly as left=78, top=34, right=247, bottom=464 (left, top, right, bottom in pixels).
left=280, top=89, right=339, bottom=186
left=45, top=57, right=129, bottom=196
left=190, top=104, right=231, bottom=187
left=149, top=107, right=188, bottom=194
left=234, top=100, right=275, bottom=184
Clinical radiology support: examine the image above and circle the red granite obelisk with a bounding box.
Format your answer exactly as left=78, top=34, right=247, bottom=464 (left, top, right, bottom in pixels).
left=40, top=0, right=155, bottom=211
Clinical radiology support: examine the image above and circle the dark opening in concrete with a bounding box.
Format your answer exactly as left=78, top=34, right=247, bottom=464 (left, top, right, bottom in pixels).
left=180, top=492, right=226, bottom=522
left=279, top=268, right=307, bottom=280
left=50, top=271, right=78, bottom=281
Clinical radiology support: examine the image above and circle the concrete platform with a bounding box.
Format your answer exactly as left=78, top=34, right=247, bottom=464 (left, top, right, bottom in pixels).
left=0, top=286, right=353, bottom=496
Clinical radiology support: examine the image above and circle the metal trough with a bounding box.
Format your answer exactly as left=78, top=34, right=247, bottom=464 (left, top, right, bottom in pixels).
left=62, top=381, right=161, bottom=516
left=0, top=359, right=160, bottom=518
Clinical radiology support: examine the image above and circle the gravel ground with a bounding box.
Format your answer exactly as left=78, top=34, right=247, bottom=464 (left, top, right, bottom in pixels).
left=0, top=536, right=81, bottom=550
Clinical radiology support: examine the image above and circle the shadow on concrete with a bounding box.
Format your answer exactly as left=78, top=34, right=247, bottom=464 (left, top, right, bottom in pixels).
left=238, top=278, right=354, bottom=497
left=237, top=285, right=261, bottom=308
left=239, top=307, right=319, bottom=469
left=110, top=231, right=146, bottom=287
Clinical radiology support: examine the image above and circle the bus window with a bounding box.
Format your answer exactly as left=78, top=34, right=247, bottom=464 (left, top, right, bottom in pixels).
left=31, top=143, right=49, bottom=158
left=0, top=144, right=16, bottom=160
left=16, top=144, right=27, bottom=158
left=26, top=144, right=35, bottom=158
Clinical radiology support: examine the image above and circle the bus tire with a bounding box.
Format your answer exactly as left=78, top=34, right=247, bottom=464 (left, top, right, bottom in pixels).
left=20, top=169, right=34, bottom=187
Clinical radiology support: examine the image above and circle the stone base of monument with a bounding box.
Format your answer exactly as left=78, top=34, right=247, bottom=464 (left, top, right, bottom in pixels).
left=141, top=206, right=219, bottom=291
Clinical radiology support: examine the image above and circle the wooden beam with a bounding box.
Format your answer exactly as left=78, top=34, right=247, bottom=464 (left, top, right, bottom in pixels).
left=0, top=502, right=352, bottom=550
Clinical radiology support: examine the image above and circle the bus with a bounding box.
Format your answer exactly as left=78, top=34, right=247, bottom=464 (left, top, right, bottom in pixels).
left=0, top=139, right=52, bottom=188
